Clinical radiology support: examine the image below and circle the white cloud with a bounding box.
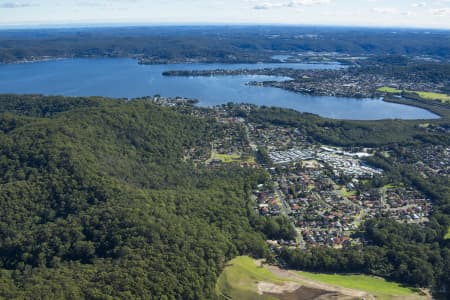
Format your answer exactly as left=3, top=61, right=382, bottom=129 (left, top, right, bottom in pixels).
left=253, top=0, right=332, bottom=10
left=412, top=2, right=427, bottom=8
left=430, top=7, right=450, bottom=15
left=0, top=1, right=37, bottom=8
left=253, top=2, right=281, bottom=9
left=372, top=7, right=398, bottom=14
left=77, top=1, right=109, bottom=7
left=401, top=11, right=416, bottom=16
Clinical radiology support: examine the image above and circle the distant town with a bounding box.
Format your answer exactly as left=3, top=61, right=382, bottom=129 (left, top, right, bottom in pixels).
left=164, top=68, right=443, bottom=100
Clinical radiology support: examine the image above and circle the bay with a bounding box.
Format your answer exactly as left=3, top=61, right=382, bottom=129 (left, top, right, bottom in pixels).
left=0, top=58, right=438, bottom=120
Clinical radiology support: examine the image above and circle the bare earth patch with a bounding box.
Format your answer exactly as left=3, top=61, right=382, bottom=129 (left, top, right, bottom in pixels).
left=267, top=265, right=370, bottom=299
left=257, top=281, right=302, bottom=295
left=258, top=281, right=344, bottom=300
left=251, top=259, right=430, bottom=300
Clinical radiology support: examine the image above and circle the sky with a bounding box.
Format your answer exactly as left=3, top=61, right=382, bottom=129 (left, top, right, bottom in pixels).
left=0, top=0, right=450, bottom=29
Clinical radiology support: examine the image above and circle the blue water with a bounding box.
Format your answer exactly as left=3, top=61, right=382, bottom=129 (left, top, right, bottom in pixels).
left=0, top=58, right=439, bottom=120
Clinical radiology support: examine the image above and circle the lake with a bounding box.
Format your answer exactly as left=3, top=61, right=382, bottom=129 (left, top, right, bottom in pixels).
left=0, top=58, right=439, bottom=120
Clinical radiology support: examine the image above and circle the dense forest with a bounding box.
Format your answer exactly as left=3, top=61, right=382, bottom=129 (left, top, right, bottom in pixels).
left=0, top=95, right=293, bottom=299
left=235, top=105, right=450, bottom=147
left=360, top=57, right=450, bottom=84
left=0, top=26, right=449, bottom=63
left=280, top=218, right=450, bottom=288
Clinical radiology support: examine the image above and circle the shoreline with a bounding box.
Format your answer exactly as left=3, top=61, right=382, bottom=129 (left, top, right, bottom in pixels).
left=0, top=57, right=446, bottom=121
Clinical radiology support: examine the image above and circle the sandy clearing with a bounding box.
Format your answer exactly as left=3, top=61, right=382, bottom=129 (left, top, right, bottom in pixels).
left=257, top=281, right=302, bottom=295
left=252, top=259, right=430, bottom=300
left=266, top=265, right=372, bottom=299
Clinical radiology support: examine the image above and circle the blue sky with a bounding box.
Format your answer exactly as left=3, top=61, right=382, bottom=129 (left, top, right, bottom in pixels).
left=0, top=0, right=449, bottom=29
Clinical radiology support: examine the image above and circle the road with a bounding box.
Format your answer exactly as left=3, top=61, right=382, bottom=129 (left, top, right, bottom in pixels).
left=244, top=122, right=305, bottom=248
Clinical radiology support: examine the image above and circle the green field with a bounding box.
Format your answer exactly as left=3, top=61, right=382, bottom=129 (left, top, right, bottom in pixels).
left=418, top=123, right=430, bottom=129
left=377, top=87, right=402, bottom=93
left=216, top=256, right=280, bottom=300
left=377, top=86, right=450, bottom=104
left=340, top=187, right=357, bottom=197
left=297, top=271, right=417, bottom=299
left=382, top=184, right=398, bottom=190
left=445, top=227, right=450, bottom=240
left=216, top=256, right=422, bottom=300
left=413, top=91, right=450, bottom=103
left=212, top=152, right=256, bottom=164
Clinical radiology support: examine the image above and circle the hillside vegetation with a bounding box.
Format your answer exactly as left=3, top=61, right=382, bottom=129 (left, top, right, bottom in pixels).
left=242, top=105, right=450, bottom=147
left=1, top=27, right=450, bottom=63
left=0, top=95, right=269, bottom=299
left=0, top=95, right=449, bottom=298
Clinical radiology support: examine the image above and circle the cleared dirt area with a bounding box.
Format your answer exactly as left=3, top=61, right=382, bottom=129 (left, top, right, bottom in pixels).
left=260, top=281, right=345, bottom=300
left=266, top=265, right=371, bottom=300
left=258, top=281, right=301, bottom=295
left=260, top=264, right=431, bottom=300
left=218, top=257, right=429, bottom=300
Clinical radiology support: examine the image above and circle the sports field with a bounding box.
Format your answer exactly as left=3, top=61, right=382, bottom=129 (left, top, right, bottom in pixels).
left=210, top=151, right=256, bottom=164
left=377, top=87, right=402, bottom=93
left=377, top=87, right=450, bottom=103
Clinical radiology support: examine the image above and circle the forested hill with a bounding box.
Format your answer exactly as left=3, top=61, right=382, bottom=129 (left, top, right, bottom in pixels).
left=1, top=26, right=449, bottom=63
left=0, top=95, right=269, bottom=299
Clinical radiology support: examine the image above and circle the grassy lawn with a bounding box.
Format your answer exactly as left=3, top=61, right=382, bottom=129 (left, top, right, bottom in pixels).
left=418, top=123, right=430, bottom=129
left=297, top=271, right=417, bottom=299
left=382, top=184, right=397, bottom=190
left=445, top=227, right=450, bottom=240
left=382, top=151, right=392, bottom=158
left=216, top=256, right=422, bottom=300
left=212, top=152, right=256, bottom=164
left=412, top=91, right=450, bottom=104
left=352, top=210, right=365, bottom=227
left=377, top=86, right=450, bottom=104
left=377, top=87, right=402, bottom=93
left=340, top=187, right=357, bottom=197
left=216, top=256, right=280, bottom=300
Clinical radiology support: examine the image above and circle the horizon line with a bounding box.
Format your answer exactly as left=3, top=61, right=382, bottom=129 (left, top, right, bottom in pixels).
left=1, top=21, right=450, bottom=32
